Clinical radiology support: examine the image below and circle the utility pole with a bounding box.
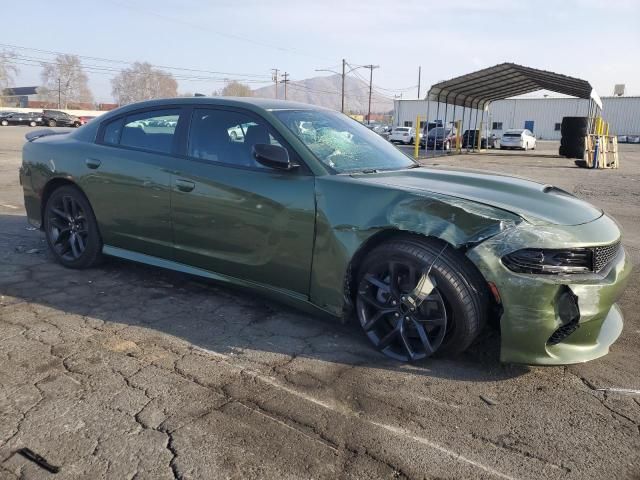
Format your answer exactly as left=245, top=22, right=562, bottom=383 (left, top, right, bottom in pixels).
left=316, top=59, right=373, bottom=114
left=341, top=59, right=346, bottom=113
left=58, top=78, right=61, bottom=109
left=281, top=72, right=290, bottom=100
left=271, top=69, right=279, bottom=99
left=363, top=65, right=379, bottom=124
left=417, top=66, right=421, bottom=98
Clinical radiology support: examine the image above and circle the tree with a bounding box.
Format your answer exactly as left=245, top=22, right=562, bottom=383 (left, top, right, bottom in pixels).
left=40, top=54, right=93, bottom=108
left=220, top=80, right=253, bottom=97
left=0, top=50, right=18, bottom=106
left=111, top=62, right=178, bottom=105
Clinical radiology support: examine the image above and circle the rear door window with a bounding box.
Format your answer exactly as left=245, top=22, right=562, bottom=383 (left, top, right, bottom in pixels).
left=118, top=109, right=180, bottom=154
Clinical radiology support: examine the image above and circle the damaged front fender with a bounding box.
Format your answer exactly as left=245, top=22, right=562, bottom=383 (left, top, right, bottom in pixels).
left=309, top=176, right=522, bottom=315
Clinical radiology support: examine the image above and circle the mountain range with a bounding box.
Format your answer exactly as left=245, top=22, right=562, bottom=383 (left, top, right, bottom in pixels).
left=252, top=74, right=394, bottom=113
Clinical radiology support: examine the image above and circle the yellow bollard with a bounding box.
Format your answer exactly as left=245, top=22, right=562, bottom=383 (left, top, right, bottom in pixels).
left=414, top=115, right=420, bottom=160
left=456, top=120, right=462, bottom=152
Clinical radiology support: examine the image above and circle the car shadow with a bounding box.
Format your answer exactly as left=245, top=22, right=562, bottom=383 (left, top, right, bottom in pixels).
left=0, top=214, right=529, bottom=382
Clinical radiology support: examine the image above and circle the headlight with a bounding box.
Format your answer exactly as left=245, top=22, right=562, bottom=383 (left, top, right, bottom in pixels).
left=502, top=248, right=593, bottom=274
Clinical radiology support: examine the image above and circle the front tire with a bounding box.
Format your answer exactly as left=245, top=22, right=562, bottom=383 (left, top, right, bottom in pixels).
left=29, top=121, right=37, bottom=127
left=1, top=120, right=7, bottom=126
left=355, top=237, right=489, bottom=361
left=44, top=185, right=103, bottom=269
left=48, top=119, right=57, bottom=127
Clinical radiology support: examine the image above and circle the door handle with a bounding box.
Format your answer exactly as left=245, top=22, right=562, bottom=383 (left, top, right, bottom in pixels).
left=85, top=158, right=101, bottom=169
left=175, top=179, right=195, bottom=192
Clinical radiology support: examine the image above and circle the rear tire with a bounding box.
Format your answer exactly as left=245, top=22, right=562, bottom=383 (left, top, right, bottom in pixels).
left=1, top=120, right=7, bottom=126
left=29, top=121, right=37, bottom=127
left=44, top=185, right=103, bottom=269
left=355, top=237, right=489, bottom=361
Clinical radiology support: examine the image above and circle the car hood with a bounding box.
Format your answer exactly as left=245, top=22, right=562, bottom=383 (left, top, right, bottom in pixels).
left=351, top=168, right=603, bottom=226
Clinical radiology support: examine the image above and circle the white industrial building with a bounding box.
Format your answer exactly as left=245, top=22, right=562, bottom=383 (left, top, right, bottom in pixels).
left=393, top=96, right=640, bottom=140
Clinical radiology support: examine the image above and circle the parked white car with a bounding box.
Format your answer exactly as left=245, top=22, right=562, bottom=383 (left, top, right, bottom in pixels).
left=389, top=127, right=415, bottom=145
left=500, top=129, right=536, bottom=150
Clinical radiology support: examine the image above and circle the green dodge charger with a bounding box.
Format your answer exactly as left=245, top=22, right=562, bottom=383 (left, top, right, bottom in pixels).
left=19, top=97, right=631, bottom=365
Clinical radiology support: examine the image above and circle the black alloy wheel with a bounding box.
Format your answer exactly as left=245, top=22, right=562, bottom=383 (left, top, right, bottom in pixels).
left=44, top=185, right=102, bottom=268
left=47, top=194, right=89, bottom=261
left=357, top=260, right=448, bottom=361
left=356, top=238, right=488, bottom=362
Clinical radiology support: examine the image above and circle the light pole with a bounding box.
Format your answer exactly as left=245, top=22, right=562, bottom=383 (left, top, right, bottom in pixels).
left=362, top=65, right=379, bottom=124
left=315, top=59, right=374, bottom=114
left=271, top=69, right=279, bottom=99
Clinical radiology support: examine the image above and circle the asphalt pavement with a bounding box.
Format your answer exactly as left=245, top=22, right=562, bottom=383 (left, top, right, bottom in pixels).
left=1, top=126, right=639, bottom=479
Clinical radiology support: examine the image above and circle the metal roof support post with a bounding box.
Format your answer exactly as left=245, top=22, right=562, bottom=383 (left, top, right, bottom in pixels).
left=477, top=105, right=485, bottom=150
left=433, top=100, right=441, bottom=157
left=442, top=100, right=449, bottom=154
left=467, top=100, right=473, bottom=151
left=460, top=106, right=466, bottom=151
left=451, top=103, right=457, bottom=152
left=480, top=102, right=491, bottom=150
left=424, top=98, right=431, bottom=159
left=472, top=100, right=480, bottom=152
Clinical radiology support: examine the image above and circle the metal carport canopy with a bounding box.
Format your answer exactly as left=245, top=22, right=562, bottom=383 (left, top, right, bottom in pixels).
left=427, top=63, right=601, bottom=109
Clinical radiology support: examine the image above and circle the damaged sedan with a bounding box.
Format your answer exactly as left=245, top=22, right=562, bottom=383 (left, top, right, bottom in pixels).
left=19, top=98, right=631, bottom=365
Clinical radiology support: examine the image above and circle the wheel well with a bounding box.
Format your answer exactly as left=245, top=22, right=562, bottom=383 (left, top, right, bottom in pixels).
left=40, top=178, right=79, bottom=226
left=343, top=229, right=451, bottom=308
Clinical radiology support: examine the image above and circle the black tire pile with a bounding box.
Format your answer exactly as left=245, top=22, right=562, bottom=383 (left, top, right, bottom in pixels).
left=559, top=117, right=588, bottom=165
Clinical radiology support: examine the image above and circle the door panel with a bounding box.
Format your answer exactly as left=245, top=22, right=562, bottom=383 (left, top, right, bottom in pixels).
left=81, top=144, right=175, bottom=259
left=80, top=108, right=184, bottom=259
left=171, top=161, right=315, bottom=296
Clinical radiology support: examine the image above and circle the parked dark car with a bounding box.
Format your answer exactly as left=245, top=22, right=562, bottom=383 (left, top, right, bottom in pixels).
left=421, top=127, right=457, bottom=150
left=0, top=111, right=43, bottom=127
left=42, top=110, right=81, bottom=128
left=462, top=129, right=495, bottom=149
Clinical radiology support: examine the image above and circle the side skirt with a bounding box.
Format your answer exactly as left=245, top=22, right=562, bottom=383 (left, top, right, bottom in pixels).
left=102, top=245, right=338, bottom=320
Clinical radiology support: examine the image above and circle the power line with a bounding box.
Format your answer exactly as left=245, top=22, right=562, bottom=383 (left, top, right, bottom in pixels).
left=7, top=57, right=273, bottom=84
left=105, top=0, right=334, bottom=62
left=0, top=43, right=273, bottom=79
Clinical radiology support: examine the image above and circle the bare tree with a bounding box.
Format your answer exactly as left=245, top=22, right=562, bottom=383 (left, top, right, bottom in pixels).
left=40, top=54, right=93, bottom=108
left=111, top=62, right=178, bottom=105
left=0, top=50, right=18, bottom=106
left=220, top=80, right=253, bottom=97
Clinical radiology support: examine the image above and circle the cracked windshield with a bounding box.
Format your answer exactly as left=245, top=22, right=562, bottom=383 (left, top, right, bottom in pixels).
left=273, top=109, right=415, bottom=173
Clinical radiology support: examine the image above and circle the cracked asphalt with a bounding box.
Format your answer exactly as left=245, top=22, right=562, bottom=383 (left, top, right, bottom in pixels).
left=1, top=126, right=639, bottom=479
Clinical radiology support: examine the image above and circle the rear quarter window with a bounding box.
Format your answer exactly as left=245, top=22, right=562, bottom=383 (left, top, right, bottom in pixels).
left=103, top=118, right=124, bottom=145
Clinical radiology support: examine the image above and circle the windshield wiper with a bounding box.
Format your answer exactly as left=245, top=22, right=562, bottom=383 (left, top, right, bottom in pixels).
left=407, top=163, right=422, bottom=169
left=360, top=169, right=380, bottom=174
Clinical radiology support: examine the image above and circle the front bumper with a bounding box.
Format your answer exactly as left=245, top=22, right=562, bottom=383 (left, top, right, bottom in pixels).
left=467, top=214, right=632, bottom=365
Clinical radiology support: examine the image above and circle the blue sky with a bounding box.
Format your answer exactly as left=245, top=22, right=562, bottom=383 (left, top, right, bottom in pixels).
left=3, top=0, right=639, bottom=102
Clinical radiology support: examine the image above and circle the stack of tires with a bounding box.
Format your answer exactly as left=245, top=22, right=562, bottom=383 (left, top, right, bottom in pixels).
left=559, top=117, right=588, bottom=166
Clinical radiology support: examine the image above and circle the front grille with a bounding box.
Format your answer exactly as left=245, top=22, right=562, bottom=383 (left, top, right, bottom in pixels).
left=593, top=241, right=621, bottom=273
left=547, top=317, right=580, bottom=345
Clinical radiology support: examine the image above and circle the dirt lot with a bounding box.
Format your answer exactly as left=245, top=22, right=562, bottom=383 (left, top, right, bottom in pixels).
left=1, top=127, right=639, bottom=479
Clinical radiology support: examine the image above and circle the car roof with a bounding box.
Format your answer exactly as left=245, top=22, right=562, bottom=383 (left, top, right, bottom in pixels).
left=109, top=96, right=321, bottom=112
left=505, top=129, right=524, bottom=133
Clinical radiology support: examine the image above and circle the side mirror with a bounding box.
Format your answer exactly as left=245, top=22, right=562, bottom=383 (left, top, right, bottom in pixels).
left=252, top=144, right=297, bottom=171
